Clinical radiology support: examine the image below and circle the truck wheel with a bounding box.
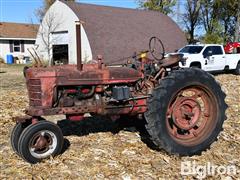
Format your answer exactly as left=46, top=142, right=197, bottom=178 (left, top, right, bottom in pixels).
left=145, top=68, right=227, bottom=156
left=18, top=121, right=63, bottom=164
left=190, top=64, right=201, bottom=69
left=235, top=62, right=240, bottom=75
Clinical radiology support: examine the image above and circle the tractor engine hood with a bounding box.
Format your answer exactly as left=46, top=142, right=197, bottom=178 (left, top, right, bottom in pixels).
left=24, top=64, right=142, bottom=86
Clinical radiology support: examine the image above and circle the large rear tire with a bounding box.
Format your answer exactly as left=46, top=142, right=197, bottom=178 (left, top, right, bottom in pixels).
left=144, top=68, right=227, bottom=156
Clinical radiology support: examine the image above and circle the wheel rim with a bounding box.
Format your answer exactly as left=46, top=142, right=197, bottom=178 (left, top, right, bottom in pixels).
left=166, top=86, right=217, bottom=146
left=29, top=130, right=57, bottom=159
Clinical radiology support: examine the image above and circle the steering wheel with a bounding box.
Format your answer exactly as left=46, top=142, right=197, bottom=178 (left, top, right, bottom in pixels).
left=149, top=36, right=165, bottom=61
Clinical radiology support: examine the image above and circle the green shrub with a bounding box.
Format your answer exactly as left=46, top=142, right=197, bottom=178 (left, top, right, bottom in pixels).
left=203, top=33, right=224, bottom=44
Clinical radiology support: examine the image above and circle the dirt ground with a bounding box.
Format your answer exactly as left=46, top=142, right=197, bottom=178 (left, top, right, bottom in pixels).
left=0, top=64, right=239, bottom=179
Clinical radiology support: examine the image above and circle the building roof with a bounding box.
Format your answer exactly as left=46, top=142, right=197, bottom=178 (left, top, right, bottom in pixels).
left=62, top=1, right=187, bottom=63
left=0, top=22, right=39, bottom=39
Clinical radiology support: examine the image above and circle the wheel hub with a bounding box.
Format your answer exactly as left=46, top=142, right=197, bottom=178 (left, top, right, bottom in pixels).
left=29, top=130, right=57, bottom=159
left=172, top=97, right=201, bottom=130
left=34, top=134, right=49, bottom=149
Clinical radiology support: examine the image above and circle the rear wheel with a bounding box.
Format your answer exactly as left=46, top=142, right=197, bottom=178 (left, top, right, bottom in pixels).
left=145, top=68, right=227, bottom=155
left=190, top=64, right=201, bottom=69
left=235, top=62, right=240, bottom=75
left=18, top=121, right=63, bottom=164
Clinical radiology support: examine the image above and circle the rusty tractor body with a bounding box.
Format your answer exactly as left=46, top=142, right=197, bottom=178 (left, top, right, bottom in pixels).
left=24, top=63, right=146, bottom=117
left=11, top=36, right=227, bottom=164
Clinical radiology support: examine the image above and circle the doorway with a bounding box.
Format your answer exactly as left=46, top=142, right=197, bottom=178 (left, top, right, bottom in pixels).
left=52, top=44, right=68, bottom=65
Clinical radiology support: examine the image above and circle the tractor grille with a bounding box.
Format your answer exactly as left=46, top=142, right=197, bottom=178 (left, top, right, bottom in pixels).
left=27, top=79, right=42, bottom=106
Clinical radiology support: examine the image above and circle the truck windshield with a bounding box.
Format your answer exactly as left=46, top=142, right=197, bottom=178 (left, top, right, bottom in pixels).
left=179, top=46, right=203, bottom=54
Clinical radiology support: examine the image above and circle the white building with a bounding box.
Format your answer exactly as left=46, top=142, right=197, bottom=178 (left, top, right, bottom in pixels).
left=35, top=0, right=187, bottom=65
left=0, top=22, right=39, bottom=63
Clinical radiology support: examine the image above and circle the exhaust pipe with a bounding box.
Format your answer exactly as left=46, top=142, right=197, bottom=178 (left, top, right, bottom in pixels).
left=76, top=21, right=82, bottom=71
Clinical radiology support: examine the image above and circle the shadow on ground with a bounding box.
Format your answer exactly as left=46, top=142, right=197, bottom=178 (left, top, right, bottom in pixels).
left=57, top=115, right=160, bottom=153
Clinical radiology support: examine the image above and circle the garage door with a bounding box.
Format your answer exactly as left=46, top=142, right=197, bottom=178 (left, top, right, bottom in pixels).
left=52, top=31, right=69, bottom=45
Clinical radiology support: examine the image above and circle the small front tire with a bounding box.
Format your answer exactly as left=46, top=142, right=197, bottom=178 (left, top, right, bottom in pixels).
left=11, top=123, right=25, bottom=155
left=18, top=121, right=63, bottom=164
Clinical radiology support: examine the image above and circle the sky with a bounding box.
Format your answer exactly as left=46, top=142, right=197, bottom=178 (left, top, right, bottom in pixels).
left=0, top=0, right=138, bottom=24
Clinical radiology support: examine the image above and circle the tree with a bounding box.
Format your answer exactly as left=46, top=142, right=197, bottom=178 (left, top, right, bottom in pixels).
left=138, top=0, right=176, bottom=15
left=216, top=0, right=238, bottom=42
left=202, top=22, right=224, bottom=44
left=234, top=0, right=240, bottom=42
left=200, top=0, right=239, bottom=43
left=200, top=0, right=219, bottom=34
left=33, top=0, right=76, bottom=65
left=35, top=0, right=75, bottom=21
left=37, top=11, right=62, bottom=65
left=182, top=0, right=201, bottom=43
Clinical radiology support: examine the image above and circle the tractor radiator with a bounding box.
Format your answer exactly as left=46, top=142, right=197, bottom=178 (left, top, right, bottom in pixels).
left=27, top=79, right=42, bottom=106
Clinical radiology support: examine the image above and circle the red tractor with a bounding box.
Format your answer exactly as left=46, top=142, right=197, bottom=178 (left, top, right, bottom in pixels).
left=11, top=35, right=227, bottom=164
left=224, top=42, right=240, bottom=54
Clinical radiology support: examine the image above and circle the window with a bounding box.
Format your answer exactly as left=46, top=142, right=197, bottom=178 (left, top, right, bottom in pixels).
left=203, top=47, right=212, bottom=57
left=203, top=46, right=223, bottom=57
left=211, top=46, right=223, bottom=55
left=179, top=46, right=204, bottom=54
left=13, top=40, right=21, bottom=52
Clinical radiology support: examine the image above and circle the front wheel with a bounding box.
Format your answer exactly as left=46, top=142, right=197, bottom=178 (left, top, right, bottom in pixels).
left=18, top=121, right=63, bottom=164
left=11, top=123, right=25, bottom=155
left=145, top=68, right=227, bottom=156
left=11, top=120, right=33, bottom=155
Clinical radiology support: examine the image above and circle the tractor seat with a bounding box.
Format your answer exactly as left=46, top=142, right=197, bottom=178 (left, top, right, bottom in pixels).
left=160, top=54, right=183, bottom=68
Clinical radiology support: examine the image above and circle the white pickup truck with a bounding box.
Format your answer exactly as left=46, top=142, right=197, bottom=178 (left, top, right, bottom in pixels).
left=178, top=44, right=240, bottom=74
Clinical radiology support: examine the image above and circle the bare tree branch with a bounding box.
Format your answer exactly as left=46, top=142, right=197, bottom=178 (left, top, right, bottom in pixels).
left=38, top=11, right=62, bottom=65
left=182, top=0, right=201, bottom=43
